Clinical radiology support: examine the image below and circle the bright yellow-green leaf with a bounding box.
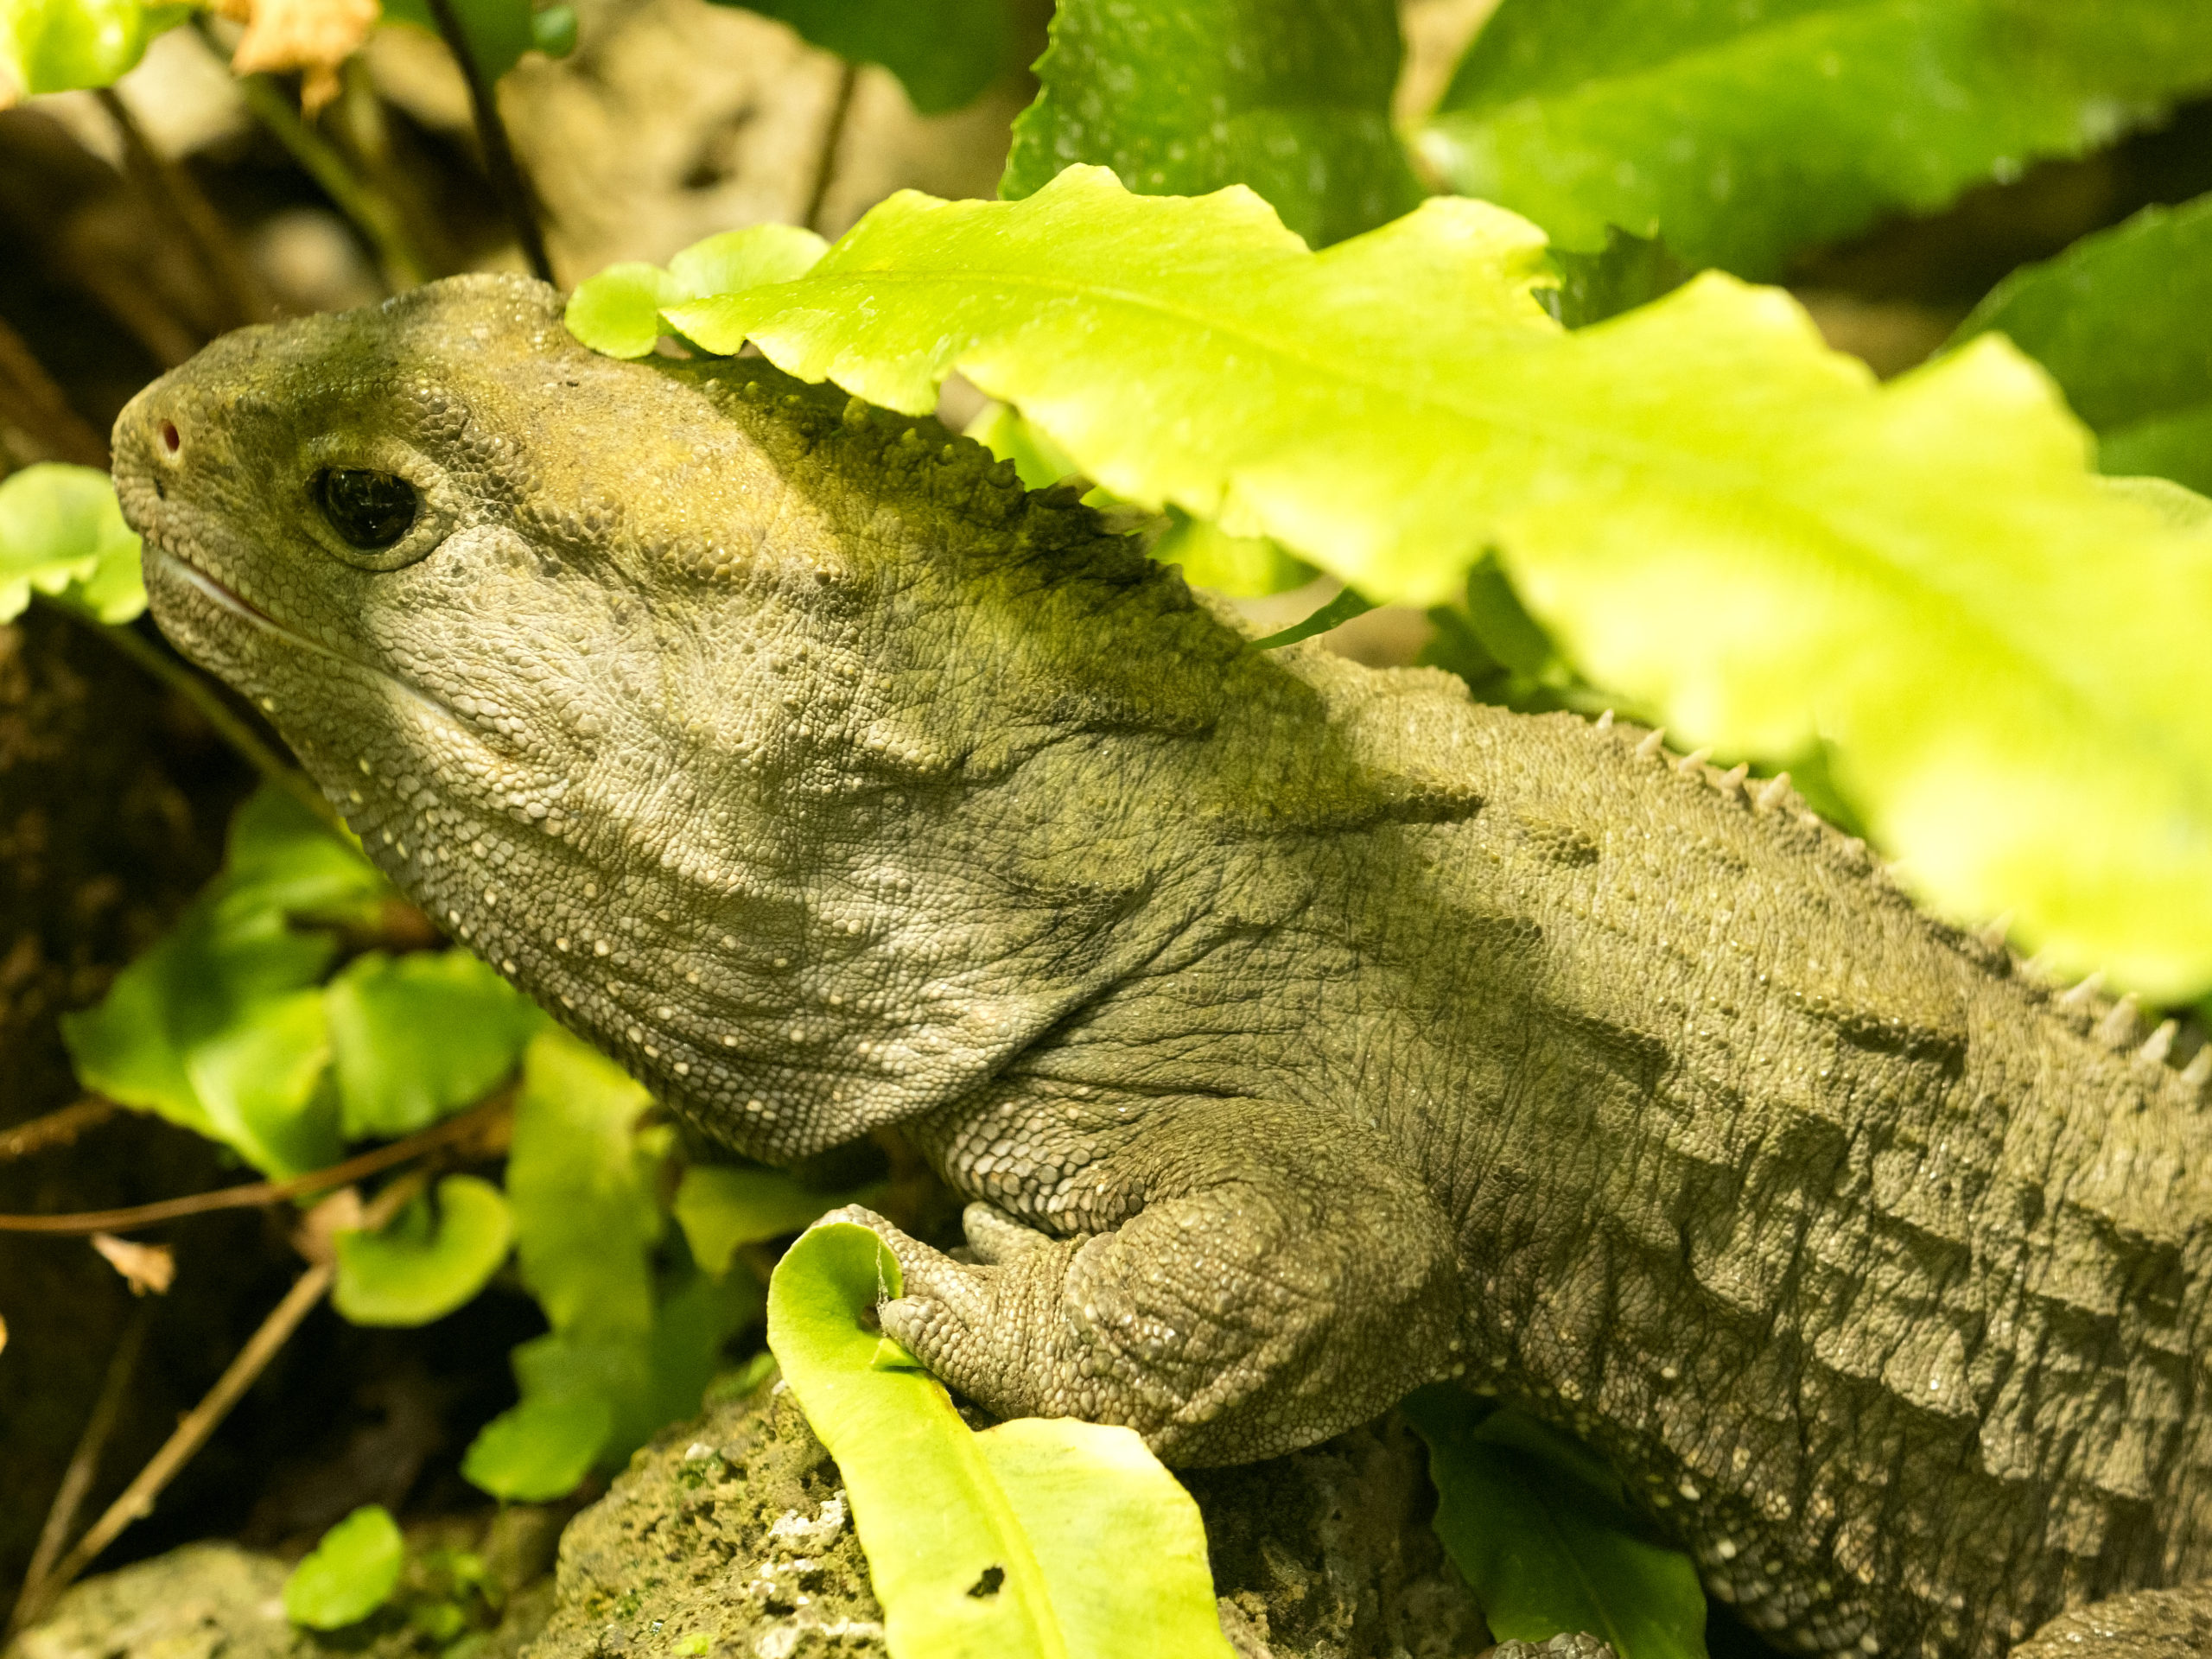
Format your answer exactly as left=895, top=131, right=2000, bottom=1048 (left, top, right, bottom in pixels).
left=283, top=1504, right=404, bottom=1630
left=334, top=1175, right=515, bottom=1326
left=672, top=1164, right=861, bottom=1277
left=0, top=463, right=146, bottom=624
left=461, top=1391, right=613, bottom=1503
left=641, top=168, right=2212, bottom=998
left=1, top=0, right=186, bottom=98
left=767, top=1222, right=1234, bottom=1659
left=59, top=785, right=383, bottom=1177
left=324, top=950, right=543, bottom=1139
left=564, top=226, right=826, bottom=359
left=505, top=1027, right=661, bottom=1341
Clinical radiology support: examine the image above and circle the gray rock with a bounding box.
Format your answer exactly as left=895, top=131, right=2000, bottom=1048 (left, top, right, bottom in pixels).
left=528, top=1373, right=1485, bottom=1659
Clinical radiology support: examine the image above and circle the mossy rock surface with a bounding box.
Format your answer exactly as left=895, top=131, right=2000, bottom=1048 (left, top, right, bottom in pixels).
left=532, top=1371, right=1486, bottom=1659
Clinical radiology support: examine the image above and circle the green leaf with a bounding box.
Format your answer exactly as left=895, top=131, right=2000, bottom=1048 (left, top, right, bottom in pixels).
left=334, top=1174, right=515, bottom=1326
left=727, top=0, right=1011, bottom=115
left=647, top=168, right=2212, bottom=998
left=1403, top=1390, right=1707, bottom=1659
left=63, top=785, right=390, bottom=1176
left=461, top=1391, right=613, bottom=1503
left=283, top=1504, right=405, bottom=1630
left=1001, top=0, right=1422, bottom=250
left=0, top=0, right=182, bottom=96
left=505, top=1027, right=661, bottom=1341
left=1250, top=585, right=1375, bottom=649
left=767, top=1222, right=1234, bottom=1659
left=1151, top=511, right=1314, bottom=599
left=1952, top=193, right=2212, bottom=494
left=1544, top=226, right=1693, bottom=329
left=0, top=463, right=146, bottom=624
left=673, top=1163, right=855, bottom=1277
left=324, top=950, right=542, bottom=1140
left=564, top=227, right=827, bottom=360
left=1421, top=0, right=2212, bottom=279
left=379, top=0, right=537, bottom=84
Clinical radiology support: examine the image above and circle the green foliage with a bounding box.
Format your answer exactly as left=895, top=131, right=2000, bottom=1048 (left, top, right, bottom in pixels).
left=0, top=0, right=186, bottom=98
left=1544, top=227, right=1692, bottom=329
left=460, top=1391, right=613, bottom=1503
left=725, top=0, right=1013, bottom=115
left=1404, top=1390, right=1707, bottom=1659
left=325, top=950, right=543, bottom=1139
left=283, top=1505, right=406, bottom=1630
left=1955, top=192, right=2212, bottom=493
left=1001, top=0, right=1422, bottom=250
left=379, top=0, right=536, bottom=85
left=334, top=1175, right=516, bottom=1327
left=563, top=226, right=827, bottom=359
left=766, top=1222, right=1234, bottom=1659
left=462, top=1028, right=765, bottom=1499
left=0, top=464, right=147, bottom=625
left=673, top=1163, right=874, bottom=1277
left=1422, top=0, right=2212, bottom=279
left=61, top=785, right=384, bottom=1177
left=634, top=167, right=2212, bottom=998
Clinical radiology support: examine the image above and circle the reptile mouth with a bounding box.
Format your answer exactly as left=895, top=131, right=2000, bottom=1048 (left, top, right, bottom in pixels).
left=148, top=546, right=495, bottom=750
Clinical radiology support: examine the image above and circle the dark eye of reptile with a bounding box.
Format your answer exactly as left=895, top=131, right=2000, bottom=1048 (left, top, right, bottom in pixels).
left=314, top=468, right=419, bottom=550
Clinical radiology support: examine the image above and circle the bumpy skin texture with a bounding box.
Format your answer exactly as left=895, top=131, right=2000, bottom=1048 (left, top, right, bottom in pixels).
left=114, top=276, right=2212, bottom=1659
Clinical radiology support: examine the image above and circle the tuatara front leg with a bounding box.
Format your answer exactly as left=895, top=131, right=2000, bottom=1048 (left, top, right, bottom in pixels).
left=824, top=1088, right=1466, bottom=1466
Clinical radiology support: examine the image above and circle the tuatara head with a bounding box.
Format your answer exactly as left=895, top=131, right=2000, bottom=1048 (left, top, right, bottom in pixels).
left=111, top=273, right=1259, bottom=1160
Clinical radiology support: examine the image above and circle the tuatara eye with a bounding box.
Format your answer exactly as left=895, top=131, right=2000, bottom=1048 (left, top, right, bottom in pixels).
left=314, top=467, right=418, bottom=550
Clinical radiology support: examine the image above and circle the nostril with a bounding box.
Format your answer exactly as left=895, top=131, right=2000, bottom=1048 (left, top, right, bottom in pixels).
left=159, top=419, right=181, bottom=455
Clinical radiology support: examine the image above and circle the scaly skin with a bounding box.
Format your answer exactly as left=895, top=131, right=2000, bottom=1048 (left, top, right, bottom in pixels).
left=114, top=276, right=2212, bottom=1657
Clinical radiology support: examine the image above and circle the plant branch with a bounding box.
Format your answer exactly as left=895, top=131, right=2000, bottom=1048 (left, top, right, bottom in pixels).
left=94, top=88, right=272, bottom=330
left=802, top=60, right=860, bottom=236
left=8, top=1150, right=453, bottom=1626
left=418, top=0, right=554, bottom=283
left=0, top=1098, right=119, bottom=1164
left=13, top=1261, right=334, bottom=1625
left=7, top=1307, right=150, bottom=1637
left=215, top=30, right=430, bottom=293
left=0, top=1089, right=514, bottom=1235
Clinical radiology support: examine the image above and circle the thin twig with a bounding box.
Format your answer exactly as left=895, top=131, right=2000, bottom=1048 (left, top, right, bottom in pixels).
left=94, top=87, right=273, bottom=330
left=0, top=1098, right=119, bottom=1165
left=0, top=312, right=110, bottom=468
left=10, top=1171, right=436, bottom=1626
left=0, top=1090, right=514, bottom=1235
left=67, top=607, right=346, bottom=837
left=801, top=61, right=860, bottom=236
left=8, top=1307, right=150, bottom=1636
left=418, top=0, right=553, bottom=283
left=218, top=36, right=430, bottom=292
left=16, top=1262, right=334, bottom=1624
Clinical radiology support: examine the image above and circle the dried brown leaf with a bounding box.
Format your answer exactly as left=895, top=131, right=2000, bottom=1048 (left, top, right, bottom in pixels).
left=90, top=1232, right=176, bottom=1295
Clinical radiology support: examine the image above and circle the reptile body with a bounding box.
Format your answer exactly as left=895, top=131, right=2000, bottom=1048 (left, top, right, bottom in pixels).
left=112, top=276, right=2212, bottom=1658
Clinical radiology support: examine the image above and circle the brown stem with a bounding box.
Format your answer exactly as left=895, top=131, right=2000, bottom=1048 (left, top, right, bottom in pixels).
left=226, top=54, right=431, bottom=293
left=0, top=313, right=110, bottom=468
left=0, top=1089, right=514, bottom=1235
left=802, top=61, right=860, bottom=236
left=12, top=1261, right=334, bottom=1624
left=94, top=88, right=273, bottom=330
left=7, top=1152, right=450, bottom=1626
left=7, top=1307, right=150, bottom=1636
left=419, top=0, right=554, bottom=283
left=0, top=1098, right=119, bottom=1165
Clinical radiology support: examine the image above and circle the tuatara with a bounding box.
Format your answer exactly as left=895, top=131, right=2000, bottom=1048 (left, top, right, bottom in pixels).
left=113, top=275, right=2212, bottom=1658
